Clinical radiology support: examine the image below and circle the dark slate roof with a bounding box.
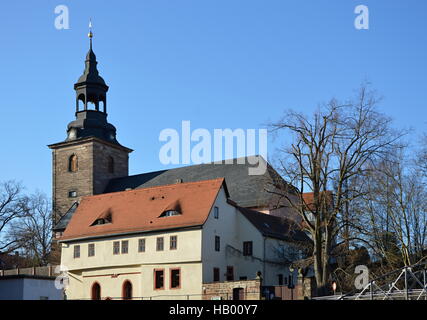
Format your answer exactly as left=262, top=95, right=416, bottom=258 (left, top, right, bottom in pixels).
left=236, top=206, right=309, bottom=242
left=53, top=202, right=79, bottom=232
left=105, top=156, right=284, bottom=208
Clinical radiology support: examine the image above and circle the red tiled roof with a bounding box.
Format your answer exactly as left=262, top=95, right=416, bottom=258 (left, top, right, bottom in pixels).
left=302, top=191, right=333, bottom=211
left=60, top=178, right=225, bottom=241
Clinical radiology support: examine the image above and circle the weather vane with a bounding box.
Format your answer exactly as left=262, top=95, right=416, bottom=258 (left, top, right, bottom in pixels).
left=88, top=19, right=93, bottom=39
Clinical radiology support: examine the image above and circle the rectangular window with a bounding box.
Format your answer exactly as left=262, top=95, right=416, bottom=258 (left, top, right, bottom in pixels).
left=157, top=237, right=164, bottom=251
left=213, top=268, right=220, bottom=282
left=154, top=269, right=164, bottom=290
left=68, top=191, right=77, bottom=198
left=113, top=241, right=120, bottom=255
left=214, top=206, right=219, bottom=219
left=288, top=275, right=293, bottom=287
left=215, top=236, right=220, bottom=252
left=138, top=239, right=146, bottom=253
left=278, top=274, right=284, bottom=286
left=88, top=243, right=95, bottom=257
left=170, top=269, right=180, bottom=289
left=243, top=241, right=253, bottom=256
left=73, top=245, right=80, bottom=259
left=121, top=240, right=129, bottom=254
left=226, top=266, right=234, bottom=281
left=170, top=236, right=177, bottom=250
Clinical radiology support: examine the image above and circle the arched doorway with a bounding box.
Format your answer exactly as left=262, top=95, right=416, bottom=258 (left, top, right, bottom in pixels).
left=91, top=282, right=101, bottom=300
left=122, top=280, right=133, bottom=300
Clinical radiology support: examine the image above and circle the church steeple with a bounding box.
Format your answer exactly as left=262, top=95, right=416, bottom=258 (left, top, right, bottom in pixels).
left=74, top=22, right=108, bottom=114
left=49, top=23, right=132, bottom=238
left=65, top=24, right=120, bottom=145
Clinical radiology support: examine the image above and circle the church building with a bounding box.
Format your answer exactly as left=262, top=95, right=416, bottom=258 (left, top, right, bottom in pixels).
left=50, top=31, right=308, bottom=300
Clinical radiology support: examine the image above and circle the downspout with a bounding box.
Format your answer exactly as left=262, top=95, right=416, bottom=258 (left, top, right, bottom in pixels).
left=263, top=236, right=266, bottom=281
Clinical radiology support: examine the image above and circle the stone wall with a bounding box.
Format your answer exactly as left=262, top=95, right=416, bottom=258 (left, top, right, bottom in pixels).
left=202, top=279, right=262, bottom=300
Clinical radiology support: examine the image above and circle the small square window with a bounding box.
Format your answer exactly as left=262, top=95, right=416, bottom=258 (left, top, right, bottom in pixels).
left=68, top=191, right=77, bottom=198
left=157, top=237, right=164, bottom=251
left=73, top=245, right=80, bottom=259
left=170, top=236, right=177, bottom=250
left=121, top=240, right=129, bottom=254
left=138, top=239, right=146, bottom=253
left=113, top=241, right=120, bottom=255
left=88, top=243, right=95, bottom=257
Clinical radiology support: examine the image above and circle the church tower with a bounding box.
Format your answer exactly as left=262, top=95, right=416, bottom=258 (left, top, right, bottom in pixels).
left=49, top=28, right=132, bottom=226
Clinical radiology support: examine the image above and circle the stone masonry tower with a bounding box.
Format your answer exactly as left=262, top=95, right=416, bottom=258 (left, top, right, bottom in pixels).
left=49, top=29, right=132, bottom=226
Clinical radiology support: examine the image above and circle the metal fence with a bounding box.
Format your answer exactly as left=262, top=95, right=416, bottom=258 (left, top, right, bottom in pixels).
left=313, top=262, right=427, bottom=300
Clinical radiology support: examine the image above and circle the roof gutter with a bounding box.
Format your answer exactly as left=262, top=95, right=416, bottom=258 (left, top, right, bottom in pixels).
left=59, top=225, right=203, bottom=244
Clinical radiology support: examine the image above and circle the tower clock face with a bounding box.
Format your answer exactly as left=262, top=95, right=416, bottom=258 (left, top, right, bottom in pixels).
left=68, top=129, right=77, bottom=139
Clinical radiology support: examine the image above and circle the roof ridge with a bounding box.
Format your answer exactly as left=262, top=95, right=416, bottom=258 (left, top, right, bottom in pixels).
left=109, top=155, right=266, bottom=182
left=82, top=177, right=225, bottom=201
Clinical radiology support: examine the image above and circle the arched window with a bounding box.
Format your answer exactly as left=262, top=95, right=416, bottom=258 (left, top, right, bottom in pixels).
left=108, top=156, right=115, bottom=174
left=77, top=94, right=85, bottom=112
left=122, top=280, right=132, bottom=300
left=91, top=282, right=101, bottom=300
left=68, top=155, right=78, bottom=172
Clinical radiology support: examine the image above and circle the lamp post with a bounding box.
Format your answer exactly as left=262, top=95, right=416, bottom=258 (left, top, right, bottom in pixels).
left=288, top=267, right=295, bottom=300
left=332, top=282, right=337, bottom=296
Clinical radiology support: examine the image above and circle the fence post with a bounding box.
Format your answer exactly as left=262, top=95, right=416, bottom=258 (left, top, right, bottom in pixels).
left=370, top=281, right=374, bottom=300
left=404, top=268, right=409, bottom=300
left=424, top=268, right=427, bottom=301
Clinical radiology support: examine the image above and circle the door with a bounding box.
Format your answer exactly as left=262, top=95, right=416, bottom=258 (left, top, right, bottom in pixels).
left=232, top=288, right=244, bottom=300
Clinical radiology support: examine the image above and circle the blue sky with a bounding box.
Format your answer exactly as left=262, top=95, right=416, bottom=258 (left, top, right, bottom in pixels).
left=0, top=0, right=426, bottom=196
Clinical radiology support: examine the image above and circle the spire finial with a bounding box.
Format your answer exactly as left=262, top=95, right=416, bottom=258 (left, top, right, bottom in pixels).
left=88, top=19, right=93, bottom=49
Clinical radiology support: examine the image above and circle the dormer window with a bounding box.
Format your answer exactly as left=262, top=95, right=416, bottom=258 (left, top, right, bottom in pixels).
left=91, top=211, right=112, bottom=226
left=92, top=218, right=108, bottom=225
left=159, top=210, right=181, bottom=217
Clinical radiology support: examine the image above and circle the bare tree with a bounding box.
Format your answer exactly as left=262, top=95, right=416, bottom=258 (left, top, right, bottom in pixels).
left=0, top=181, right=27, bottom=253
left=416, top=134, right=427, bottom=179
left=357, top=154, right=427, bottom=268
left=268, top=86, right=404, bottom=295
left=8, top=192, right=53, bottom=266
